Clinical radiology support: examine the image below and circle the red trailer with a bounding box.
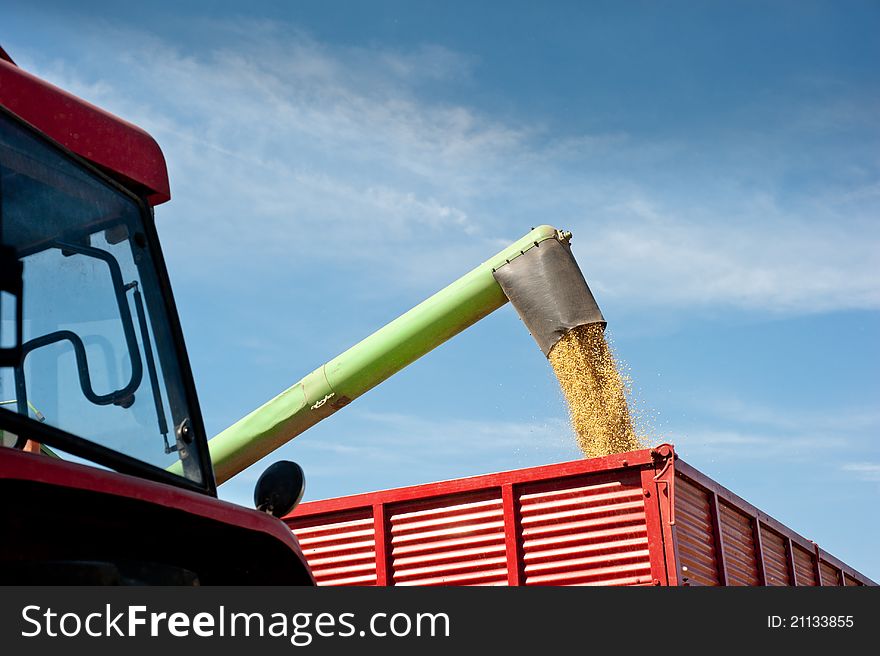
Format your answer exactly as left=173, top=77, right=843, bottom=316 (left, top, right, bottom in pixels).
left=285, top=444, right=874, bottom=587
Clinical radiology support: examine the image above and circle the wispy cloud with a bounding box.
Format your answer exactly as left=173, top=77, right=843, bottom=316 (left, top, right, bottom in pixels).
left=666, top=392, right=878, bottom=464
left=673, top=428, right=851, bottom=459
left=840, top=462, right=880, bottom=483
left=699, top=397, right=880, bottom=434
left=572, top=189, right=880, bottom=312
left=15, top=18, right=880, bottom=313
left=216, top=410, right=583, bottom=500
left=300, top=410, right=579, bottom=463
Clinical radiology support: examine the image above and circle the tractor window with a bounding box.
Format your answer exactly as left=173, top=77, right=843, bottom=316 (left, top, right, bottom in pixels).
left=0, top=109, right=208, bottom=489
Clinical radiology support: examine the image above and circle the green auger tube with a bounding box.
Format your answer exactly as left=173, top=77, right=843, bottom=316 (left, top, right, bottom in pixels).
left=173, top=225, right=605, bottom=484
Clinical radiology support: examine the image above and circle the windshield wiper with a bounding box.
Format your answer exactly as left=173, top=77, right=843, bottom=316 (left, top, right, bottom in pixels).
left=129, top=280, right=172, bottom=453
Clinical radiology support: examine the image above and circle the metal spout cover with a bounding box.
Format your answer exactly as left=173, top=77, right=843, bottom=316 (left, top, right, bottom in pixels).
left=493, top=237, right=605, bottom=356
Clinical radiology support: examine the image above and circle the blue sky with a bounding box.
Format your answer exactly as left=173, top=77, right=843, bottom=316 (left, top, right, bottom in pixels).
left=4, top=1, right=878, bottom=579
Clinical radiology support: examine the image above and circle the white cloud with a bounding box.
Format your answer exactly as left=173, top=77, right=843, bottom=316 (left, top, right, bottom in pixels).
left=216, top=409, right=583, bottom=504
left=653, top=389, right=878, bottom=464
left=300, top=410, right=579, bottom=462
left=840, top=462, right=880, bottom=483
left=671, top=428, right=852, bottom=460
left=16, top=19, right=880, bottom=313
left=697, top=396, right=880, bottom=434
left=571, top=192, right=880, bottom=312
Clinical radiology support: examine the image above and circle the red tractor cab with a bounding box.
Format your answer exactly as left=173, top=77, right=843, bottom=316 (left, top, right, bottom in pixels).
left=0, top=47, right=313, bottom=584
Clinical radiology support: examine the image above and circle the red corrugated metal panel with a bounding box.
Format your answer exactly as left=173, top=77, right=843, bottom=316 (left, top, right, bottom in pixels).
left=718, top=502, right=759, bottom=586
left=389, top=492, right=508, bottom=586
left=285, top=446, right=875, bottom=587
left=675, top=460, right=875, bottom=587
left=793, top=544, right=818, bottom=586
left=518, top=474, right=652, bottom=586
left=820, top=561, right=841, bottom=587
left=675, top=476, right=719, bottom=586
left=844, top=573, right=862, bottom=587
left=760, top=525, right=791, bottom=586
left=289, top=510, right=377, bottom=586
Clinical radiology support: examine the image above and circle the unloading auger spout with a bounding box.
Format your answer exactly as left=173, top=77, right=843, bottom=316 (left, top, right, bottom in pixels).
left=193, top=225, right=606, bottom=484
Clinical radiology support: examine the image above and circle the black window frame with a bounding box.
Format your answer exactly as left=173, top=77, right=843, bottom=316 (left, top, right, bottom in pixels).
left=0, top=104, right=217, bottom=497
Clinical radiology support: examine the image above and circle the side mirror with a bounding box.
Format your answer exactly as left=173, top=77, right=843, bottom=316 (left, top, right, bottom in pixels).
left=254, top=460, right=306, bottom=518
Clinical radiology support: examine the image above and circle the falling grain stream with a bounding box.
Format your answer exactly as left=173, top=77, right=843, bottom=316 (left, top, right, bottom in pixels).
left=548, top=324, right=644, bottom=458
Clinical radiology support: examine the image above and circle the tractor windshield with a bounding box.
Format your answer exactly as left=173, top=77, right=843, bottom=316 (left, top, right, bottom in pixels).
left=0, top=109, right=210, bottom=490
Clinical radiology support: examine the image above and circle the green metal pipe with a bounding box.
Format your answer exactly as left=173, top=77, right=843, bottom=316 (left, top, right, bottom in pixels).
left=200, top=225, right=564, bottom=484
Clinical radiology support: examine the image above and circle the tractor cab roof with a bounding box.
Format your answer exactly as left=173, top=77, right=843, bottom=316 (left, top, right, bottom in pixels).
left=0, top=46, right=170, bottom=205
